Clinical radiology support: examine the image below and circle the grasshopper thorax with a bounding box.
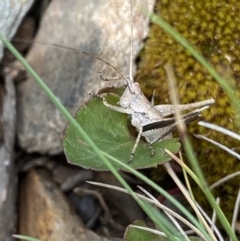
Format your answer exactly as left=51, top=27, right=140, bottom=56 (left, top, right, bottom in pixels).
left=119, top=81, right=142, bottom=108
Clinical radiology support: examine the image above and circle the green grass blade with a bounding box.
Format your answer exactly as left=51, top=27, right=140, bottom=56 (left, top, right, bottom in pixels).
left=148, top=12, right=240, bottom=113
left=181, top=137, right=237, bottom=241
left=13, top=235, right=43, bottom=241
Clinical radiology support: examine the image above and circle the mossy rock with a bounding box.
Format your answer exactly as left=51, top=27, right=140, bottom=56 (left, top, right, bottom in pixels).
left=136, top=0, right=240, bottom=222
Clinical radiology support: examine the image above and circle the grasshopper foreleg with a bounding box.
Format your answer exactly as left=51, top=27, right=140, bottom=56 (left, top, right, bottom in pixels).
left=91, top=93, right=132, bottom=114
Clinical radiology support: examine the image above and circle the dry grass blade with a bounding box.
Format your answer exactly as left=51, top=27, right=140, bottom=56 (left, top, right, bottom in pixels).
left=194, top=134, right=240, bottom=160
left=210, top=171, right=240, bottom=189
left=163, top=163, right=218, bottom=241
left=211, top=198, right=220, bottom=232
left=138, top=186, right=190, bottom=241
left=231, top=189, right=240, bottom=235
left=164, top=149, right=200, bottom=189
left=164, top=150, right=224, bottom=241
left=165, top=150, right=226, bottom=240
left=87, top=181, right=207, bottom=239
left=198, top=121, right=240, bottom=141
left=179, top=151, right=195, bottom=203
left=164, top=63, right=186, bottom=133
left=195, top=202, right=223, bottom=241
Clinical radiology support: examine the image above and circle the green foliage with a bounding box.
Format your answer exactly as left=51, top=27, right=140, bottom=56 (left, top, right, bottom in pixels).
left=124, top=220, right=202, bottom=241
left=136, top=0, right=240, bottom=221
left=63, top=94, right=181, bottom=170
left=124, top=220, right=164, bottom=241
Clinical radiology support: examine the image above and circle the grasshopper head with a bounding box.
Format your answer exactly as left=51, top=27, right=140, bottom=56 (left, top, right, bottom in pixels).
left=119, top=81, right=142, bottom=108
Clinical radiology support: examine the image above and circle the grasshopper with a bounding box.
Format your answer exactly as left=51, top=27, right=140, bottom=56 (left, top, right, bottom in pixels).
left=92, top=2, right=215, bottom=163
left=97, top=70, right=214, bottom=163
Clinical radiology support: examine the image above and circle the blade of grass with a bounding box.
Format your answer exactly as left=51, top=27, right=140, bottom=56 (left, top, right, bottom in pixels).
left=138, top=186, right=191, bottom=241
left=163, top=163, right=217, bottom=241
left=195, top=202, right=224, bottom=241
left=198, top=121, right=240, bottom=141
left=161, top=152, right=223, bottom=241
left=163, top=62, right=237, bottom=241
left=13, top=235, right=43, bottom=241
left=231, top=189, right=240, bottom=234
left=141, top=202, right=189, bottom=240
left=182, top=137, right=237, bottom=241
left=146, top=12, right=240, bottom=112
left=194, top=134, right=240, bottom=160
left=179, top=151, right=195, bottom=203
left=210, top=171, right=240, bottom=190
left=165, top=149, right=201, bottom=187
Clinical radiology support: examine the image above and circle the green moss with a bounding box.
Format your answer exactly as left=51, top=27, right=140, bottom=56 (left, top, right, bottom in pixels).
left=136, top=0, right=240, bottom=221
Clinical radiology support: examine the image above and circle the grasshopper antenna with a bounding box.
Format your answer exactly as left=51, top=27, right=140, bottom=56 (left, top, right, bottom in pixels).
left=13, top=37, right=135, bottom=90
left=11, top=38, right=81, bottom=53
left=129, top=0, right=133, bottom=83
left=125, top=0, right=137, bottom=94
left=82, top=51, right=132, bottom=86
left=82, top=51, right=134, bottom=89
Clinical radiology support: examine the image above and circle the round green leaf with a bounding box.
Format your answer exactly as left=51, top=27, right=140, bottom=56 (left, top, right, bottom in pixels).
left=124, top=220, right=202, bottom=241
left=125, top=220, right=163, bottom=241
left=63, top=94, right=181, bottom=170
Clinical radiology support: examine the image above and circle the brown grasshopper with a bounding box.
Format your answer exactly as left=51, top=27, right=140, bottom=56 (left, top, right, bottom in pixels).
left=92, top=2, right=215, bottom=163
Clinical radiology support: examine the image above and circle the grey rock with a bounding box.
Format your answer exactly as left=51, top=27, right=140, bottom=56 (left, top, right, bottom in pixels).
left=19, top=169, right=112, bottom=241
left=0, top=74, right=17, bottom=241
left=17, top=0, right=156, bottom=154
left=0, top=0, right=34, bottom=59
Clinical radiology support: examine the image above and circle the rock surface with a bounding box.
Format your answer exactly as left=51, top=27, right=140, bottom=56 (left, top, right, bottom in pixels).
left=19, top=168, right=111, bottom=241
left=0, top=74, right=17, bottom=241
left=0, top=0, right=34, bottom=59
left=16, top=0, right=156, bottom=154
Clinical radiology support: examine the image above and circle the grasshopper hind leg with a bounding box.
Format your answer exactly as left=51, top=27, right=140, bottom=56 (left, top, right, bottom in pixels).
left=147, top=144, right=155, bottom=156
left=128, top=127, right=156, bottom=163
left=128, top=126, right=143, bottom=163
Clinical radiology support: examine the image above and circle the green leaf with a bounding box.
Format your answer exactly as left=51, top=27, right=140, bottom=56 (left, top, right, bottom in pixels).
left=124, top=220, right=163, bottom=241
left=63, top=94, right=181, bottom=170
left=124, top=220, right=202, bottom=241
